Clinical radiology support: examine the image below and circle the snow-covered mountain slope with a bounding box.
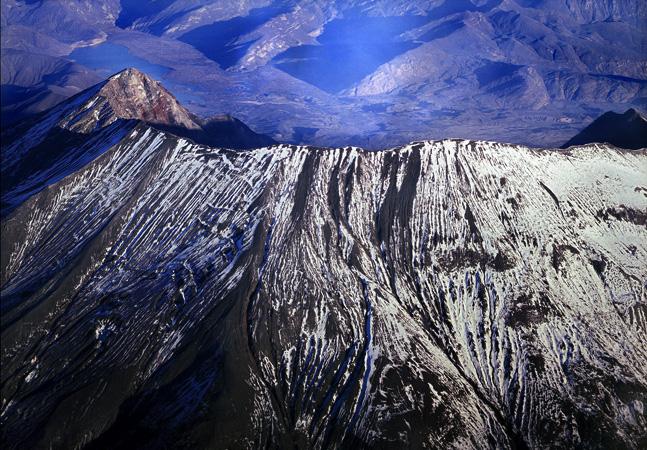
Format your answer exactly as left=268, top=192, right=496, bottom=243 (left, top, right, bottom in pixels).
left=1, top=68, right=274, bottom=215
left=1, top=126, right=646, bottom=449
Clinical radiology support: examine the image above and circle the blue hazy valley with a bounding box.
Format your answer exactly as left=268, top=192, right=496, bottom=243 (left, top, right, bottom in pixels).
left=2, top=0, right=646, bottom=148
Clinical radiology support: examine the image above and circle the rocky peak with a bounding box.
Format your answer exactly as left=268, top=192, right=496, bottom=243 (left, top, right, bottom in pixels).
left=59, top=67, right=201, bottom=133
left=98, top=68, right=200, bottom=129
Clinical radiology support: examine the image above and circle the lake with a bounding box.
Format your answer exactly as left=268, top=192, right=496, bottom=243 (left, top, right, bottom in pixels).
left=69, top=42, right=170, bottom=80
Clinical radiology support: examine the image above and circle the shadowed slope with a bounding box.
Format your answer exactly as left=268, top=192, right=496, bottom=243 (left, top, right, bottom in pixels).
left=562, top=109, right=647, bottom=150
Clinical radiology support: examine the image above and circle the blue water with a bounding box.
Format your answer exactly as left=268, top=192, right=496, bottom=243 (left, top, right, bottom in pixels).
left=69, top=43, right=170, bottom=79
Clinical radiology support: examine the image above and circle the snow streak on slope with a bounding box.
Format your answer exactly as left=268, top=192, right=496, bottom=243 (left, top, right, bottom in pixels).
left=1, top=68, right=275, bottom=216
left=1, top=131, right=646, bottom=449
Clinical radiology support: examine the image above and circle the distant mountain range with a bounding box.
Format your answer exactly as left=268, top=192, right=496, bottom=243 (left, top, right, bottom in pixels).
left=2, top=68, right=647, bottom=449
left=2, top=0, right=646, bottom=148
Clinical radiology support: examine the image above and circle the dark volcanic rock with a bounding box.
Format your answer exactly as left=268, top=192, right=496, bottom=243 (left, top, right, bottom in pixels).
left=562, top=109, right=647, bottom=150
left=157, top=114, right=276, bottom=150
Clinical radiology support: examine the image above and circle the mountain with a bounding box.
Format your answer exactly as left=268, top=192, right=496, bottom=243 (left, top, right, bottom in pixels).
left=77, top=67, right=200, bottom=131
left=156, top=114, right=277, bottom=151
left=0, top=49, right=101, bottom=125
left=0, top=68, right=274, bottom=215
left=562, top=109, right=647, bottom=150
left=2, top=114, right=646, bottom=447
left=89, top=68, right=275, bottom=149
left=2, top=0, right=646, bottom=148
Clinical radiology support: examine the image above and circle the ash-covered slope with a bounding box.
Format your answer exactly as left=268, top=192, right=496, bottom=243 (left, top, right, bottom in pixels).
left=1, top=129, right=646, bottom=449
left=562, top=109, right=647, bottom=150
left=0, top=68, right=274, bottom=215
